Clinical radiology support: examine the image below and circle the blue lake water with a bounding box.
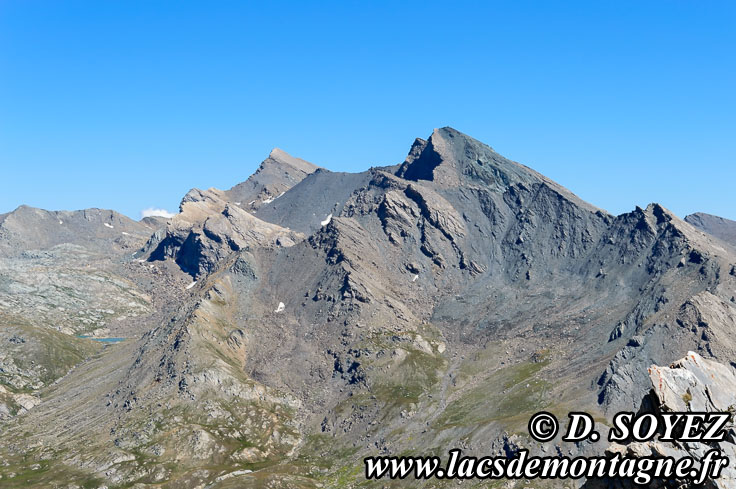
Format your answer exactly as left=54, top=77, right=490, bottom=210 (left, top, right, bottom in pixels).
left=77, top=336, right=126, bottom=343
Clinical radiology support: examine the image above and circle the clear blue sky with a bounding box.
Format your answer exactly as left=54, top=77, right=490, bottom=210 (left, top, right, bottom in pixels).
left=1, top=1, right=734, bottom=220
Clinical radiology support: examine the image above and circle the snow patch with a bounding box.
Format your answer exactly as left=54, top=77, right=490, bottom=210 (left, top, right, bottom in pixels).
left=58, top=220, right=63, bottom=225
left=274, top=302, right=285, bottom=313
left=234, top=202, right=241, bottom=205
left=186, top=281, right=197, bottom=290
left=412, top=274, right=419, bottom=282
left=104, top=223, right=114, bottom=229
left=320, top=214, right=333, bottom=226
left=121, top=231, right=130, bottom=236
left=262, top=192, right=285, bottom=205
left=248, top=200, right=256, bottom=205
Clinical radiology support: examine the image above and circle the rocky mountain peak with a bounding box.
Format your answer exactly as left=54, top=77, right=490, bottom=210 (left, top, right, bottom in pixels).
left=396, top=127, right=603, bottom=216
left=265, top=147, right=318, bottom=174
left=224, top=148, right=320, bottom=211
left=640, top=204, right=736, bottom=259
left=396, top=127, right=537, bottom=190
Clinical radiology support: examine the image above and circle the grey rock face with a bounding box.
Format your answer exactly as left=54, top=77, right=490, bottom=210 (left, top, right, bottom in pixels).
left=254, top=168, right=373, bottom=234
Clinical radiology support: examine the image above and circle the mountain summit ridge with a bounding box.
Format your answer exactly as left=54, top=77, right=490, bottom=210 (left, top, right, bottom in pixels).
left=398, top=127, right=604, bottom=214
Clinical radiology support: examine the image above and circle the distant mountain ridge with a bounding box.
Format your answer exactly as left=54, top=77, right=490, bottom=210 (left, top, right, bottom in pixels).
left=686, top=211, right=736, bottom=245
left=0, top=205, right=156, bottom=255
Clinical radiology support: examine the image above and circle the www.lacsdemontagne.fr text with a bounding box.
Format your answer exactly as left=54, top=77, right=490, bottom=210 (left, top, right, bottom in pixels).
left=365, top=448, right=729, bottom=485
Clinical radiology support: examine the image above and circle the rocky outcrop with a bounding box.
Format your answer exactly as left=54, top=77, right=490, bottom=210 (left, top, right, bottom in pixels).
left=588, top=352, right=736, bottom=489
left=145, top=187, right=304, bottom=277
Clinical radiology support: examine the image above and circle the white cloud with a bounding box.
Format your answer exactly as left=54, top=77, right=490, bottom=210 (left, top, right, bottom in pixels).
left=141, top=207, right=176, bottom=219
